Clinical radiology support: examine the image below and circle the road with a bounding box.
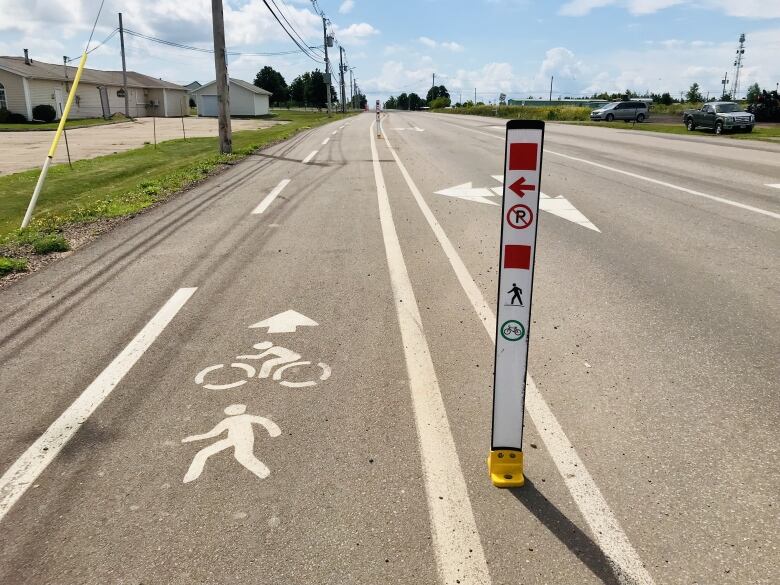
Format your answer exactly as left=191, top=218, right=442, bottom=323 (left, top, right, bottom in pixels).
left=0, top=111, right=778, bottom=584
left=0, top=117, right=284, bottom=176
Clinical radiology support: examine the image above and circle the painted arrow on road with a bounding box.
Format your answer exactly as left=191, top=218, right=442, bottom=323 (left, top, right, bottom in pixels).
left=249, top=310, right=318, bottom=333
left=393, top=126, right=425, bottom=132
left=436, top=176, right=600, bottom=232
left=434, top=182, right=499, bottom=206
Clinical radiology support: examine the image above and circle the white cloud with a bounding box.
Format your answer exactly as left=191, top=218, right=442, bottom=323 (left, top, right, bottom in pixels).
left=539, top=47, right=584, bottom=79
left=559, top=0, right=780, bottom=17
left=339, top=0, right=355, bottom=14
left=419, top=36, right=437, bottom=48
left=334, top=22, right=379, bottom=45
left=441, top=41, right=464, bottom=52
left=417, top=37, right=463, bottom=51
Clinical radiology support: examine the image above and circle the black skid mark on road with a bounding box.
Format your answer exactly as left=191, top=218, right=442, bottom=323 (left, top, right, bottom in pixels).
left=511, top=480, right=621, bottom=585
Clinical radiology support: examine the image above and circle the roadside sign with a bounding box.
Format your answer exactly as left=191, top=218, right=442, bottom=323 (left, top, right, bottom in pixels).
left=489, top=119, right=545, bottom=488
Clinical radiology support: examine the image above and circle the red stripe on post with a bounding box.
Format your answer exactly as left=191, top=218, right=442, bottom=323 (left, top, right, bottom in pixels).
left=509, top=143, right=538, bottom=171
left=503, top=244, right=532, bottom=269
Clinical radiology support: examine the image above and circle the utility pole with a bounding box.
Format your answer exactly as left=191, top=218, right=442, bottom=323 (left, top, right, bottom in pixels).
left=210, top=0, right=232, bottom=153
left=474, top=88, right=477, bottom=104
left=432, top=73, right=435, bottom=89
left=339, top=46, right=346, bottom=113
left=731, top=33, right=746, bottom=99
left=549, top=75, right=554, bottom=101
left=118, top=13, right=130, bottom=118
left=61, top=56, right=73, bottom=169
left=322, top=16, right=332, bottom=116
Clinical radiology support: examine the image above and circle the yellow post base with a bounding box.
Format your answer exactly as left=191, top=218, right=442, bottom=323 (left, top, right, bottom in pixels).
left=488, top=450, right=524, bottom=488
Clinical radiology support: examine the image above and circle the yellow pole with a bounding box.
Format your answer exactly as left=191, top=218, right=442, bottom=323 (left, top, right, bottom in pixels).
left=21, top=52, right=88, bottom=229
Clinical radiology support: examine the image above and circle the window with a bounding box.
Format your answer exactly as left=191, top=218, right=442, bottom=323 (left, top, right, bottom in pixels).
left=702, top=105, right=713, bottom=113
left=0, top=82, right=6, bottom=110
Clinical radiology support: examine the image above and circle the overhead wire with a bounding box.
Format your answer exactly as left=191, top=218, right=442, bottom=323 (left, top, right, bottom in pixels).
left=123, top=29, right=315, bottom=58
left=270, top=0, right=324, bottom=58
left=261, top=0, right=323, bottom=63
left=84, top=0, right=108, bottom=52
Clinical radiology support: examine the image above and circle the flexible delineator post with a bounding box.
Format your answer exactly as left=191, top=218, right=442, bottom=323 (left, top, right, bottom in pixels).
left=21, top=52, right=88, bottom=229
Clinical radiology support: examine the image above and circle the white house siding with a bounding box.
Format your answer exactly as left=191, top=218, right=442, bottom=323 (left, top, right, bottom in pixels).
left=196, top=83, right=267, bottom=116
left=253, top=94, right=269, bottom=115
left=0, top=69, right=27, bottom=117
left=161, top=89, right=188, bottom=117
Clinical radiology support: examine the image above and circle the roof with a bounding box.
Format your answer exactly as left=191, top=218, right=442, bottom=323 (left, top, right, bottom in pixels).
left=0, top=56, right=186, bottom=91
left=185, top=81, right=202, bottom=91
left=192, top=78, right=272, bottom=96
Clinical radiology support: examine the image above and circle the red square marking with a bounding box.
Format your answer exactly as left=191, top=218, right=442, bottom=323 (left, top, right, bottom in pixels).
left=504, top=244, right=532, bottom=270
left=509, top=143, right=538, bottom=171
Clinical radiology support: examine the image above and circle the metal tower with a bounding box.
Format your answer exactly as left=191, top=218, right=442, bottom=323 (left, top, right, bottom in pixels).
left=730, top=33, right=746, bottom=99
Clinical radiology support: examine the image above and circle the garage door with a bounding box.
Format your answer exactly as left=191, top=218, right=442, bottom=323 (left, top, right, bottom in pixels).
left=200, top=95, right=218, bottom=117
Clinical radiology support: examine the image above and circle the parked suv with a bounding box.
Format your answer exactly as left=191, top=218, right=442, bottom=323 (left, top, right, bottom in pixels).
left=590, top=101, right=649, bottom=122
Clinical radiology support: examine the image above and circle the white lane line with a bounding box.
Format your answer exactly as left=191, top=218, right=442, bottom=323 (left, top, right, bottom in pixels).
left=0, top=287, right=197, bottom=523
left=332, top=130, right=338, bottom=135
left=322, top=137, right=330, bottom=146
left=302, top=150, right=318, bottom=164
left=370, top=121, right=491, bottom=585
left=339, top=124, right=346, bottom=129
left=436, top=119, right=779, bottom=220
left=766, top=183, right=780, bottom=189
left=380, top=118, right=655, bottom=585
left=546, top=149, right=780, bottom=220
left=252, top=179, right=291, bottom=215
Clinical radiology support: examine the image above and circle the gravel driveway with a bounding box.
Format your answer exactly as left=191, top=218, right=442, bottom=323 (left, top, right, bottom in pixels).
left=0, top=117, right=285, bottom=175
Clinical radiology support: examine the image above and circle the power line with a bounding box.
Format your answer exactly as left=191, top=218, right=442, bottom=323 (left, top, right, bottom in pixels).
left=270, top=0, right=324, bottom=58
left=261, top=0, right=323, bottom=62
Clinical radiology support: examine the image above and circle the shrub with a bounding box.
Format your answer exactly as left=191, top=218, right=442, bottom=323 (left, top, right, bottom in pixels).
left=7, top=112, right=27, bottom=123
left=32, top=234, right=70, bottom=254
left=0, top=257, right=28, bottom=276
left=429, top=96, right=451, bottom=109
left=0, top=107, right=9, bottom=123
left=33, top=104, right=57, bottom=122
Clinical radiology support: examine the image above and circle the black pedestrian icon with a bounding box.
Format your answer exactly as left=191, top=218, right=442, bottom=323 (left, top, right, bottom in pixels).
left=507, top=283, right=524, bottom=306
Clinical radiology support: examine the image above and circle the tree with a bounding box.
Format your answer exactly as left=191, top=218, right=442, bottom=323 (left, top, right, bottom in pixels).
left=426, top=84, right=450, bottom=105
left=397, top=92, right=409, bottom=110
left=357, top=93, right=368, bottom=109
left=429, top=96, right=451, bottom=109
left=746, top=82, right=761, bottom=103
left=384, top=96, right=398, bottom=109
left=254, top=66, right=288, bottom=105
left=660, top=92, right=673, bottom=106
left=408, top=93, right=424, bottom=110
left=686, top=82, right=703, bottom=103
left=290, top=73, right=309, bottom=105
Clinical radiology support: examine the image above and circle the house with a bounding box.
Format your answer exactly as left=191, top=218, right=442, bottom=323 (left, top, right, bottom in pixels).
left=0, top=51, right=188, bottom=121
left=192, top=79, right=271, bottom=117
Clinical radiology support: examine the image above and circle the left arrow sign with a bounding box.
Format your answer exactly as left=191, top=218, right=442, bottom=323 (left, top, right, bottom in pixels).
left=249, top=310, right=319, bottom=333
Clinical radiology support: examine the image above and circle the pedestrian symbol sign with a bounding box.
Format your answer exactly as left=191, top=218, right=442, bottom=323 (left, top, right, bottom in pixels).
left=489, top=120, right=545, bottom=489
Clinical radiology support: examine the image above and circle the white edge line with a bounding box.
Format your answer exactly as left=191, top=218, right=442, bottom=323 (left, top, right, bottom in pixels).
left=765, top=183, right=780, bottom=189
left=302, top=150, right=318, bottom=164
left=440, top=118, right=779, bottom=220
left=252, top=179, right=291, bottom=215
left=381, top=118, right=655, bottom=585
left=370, top=120, right=491, bottom=585
left=322, top=137, right=330, bottom=146
left=0, top=287, right=198, bottom=523
left=331, top=130, right=338, bottom=135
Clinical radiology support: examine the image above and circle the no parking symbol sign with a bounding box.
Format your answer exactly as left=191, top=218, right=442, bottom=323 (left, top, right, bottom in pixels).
left=489, top=120, right=545, bottom=488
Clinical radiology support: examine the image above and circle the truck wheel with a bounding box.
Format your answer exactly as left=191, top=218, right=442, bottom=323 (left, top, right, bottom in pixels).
left=636, top=113, right=645, bottom=122
left=686, top=118, right=695, bottom=131
left=605, top=114, right=614, bottom=122
left=745, top=126, right=753, bottom=133
left=715, top=121, right=724, bottom=135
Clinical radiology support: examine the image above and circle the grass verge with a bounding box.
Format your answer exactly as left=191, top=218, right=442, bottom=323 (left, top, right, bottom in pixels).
left=436, top=105, right=591, bottom=121
left=0, top=256, right=28, bottom=276
left=0, top=110, right=354, bottom=265
left=561, top=121, right=780, bottom=142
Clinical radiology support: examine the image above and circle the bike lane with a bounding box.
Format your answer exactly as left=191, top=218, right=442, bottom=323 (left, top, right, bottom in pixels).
left=0, top=115, right=438, bottom=584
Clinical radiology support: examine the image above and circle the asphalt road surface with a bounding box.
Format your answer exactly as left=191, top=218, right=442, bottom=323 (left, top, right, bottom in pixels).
left=1, top=112, right=778, bottom=585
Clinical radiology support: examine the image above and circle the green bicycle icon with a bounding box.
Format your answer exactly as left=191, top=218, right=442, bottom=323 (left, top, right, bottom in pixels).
left=500, top=320, right=526, bottom=341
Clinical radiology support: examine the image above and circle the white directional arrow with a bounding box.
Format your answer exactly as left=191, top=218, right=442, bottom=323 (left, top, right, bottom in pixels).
left=434, top=182, right=499, bottom=206
left=491, top=175, right=600, bottom=232
left=539, top=193, right=601, bottom=232
left=249, top=310, right=318, bottom=333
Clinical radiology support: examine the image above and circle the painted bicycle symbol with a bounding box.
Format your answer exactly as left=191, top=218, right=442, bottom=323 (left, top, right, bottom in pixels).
left=195, top=341, right=332, bottom=390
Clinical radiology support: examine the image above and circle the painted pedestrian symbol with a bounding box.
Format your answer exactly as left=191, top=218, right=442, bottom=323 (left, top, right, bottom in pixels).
left=507, top=283, right=524, bottom=307
left=506, top=204, right=533, bottom=229
left=500, top=320, right=526, bottom=342
left=182, top=404, right=281, bottom=483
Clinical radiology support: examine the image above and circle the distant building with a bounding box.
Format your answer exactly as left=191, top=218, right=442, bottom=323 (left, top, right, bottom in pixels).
left=0, top=51, right=188, bottom=121
left=192, top=79, right=271, bottom=117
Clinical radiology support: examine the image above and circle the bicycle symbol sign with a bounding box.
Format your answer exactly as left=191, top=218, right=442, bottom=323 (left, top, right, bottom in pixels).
left=506, top=204, right=534, bottom=229
left=500, top=320, right=526, bottom=341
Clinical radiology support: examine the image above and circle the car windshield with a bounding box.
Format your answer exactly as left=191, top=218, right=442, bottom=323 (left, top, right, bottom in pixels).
left=602, top=103, right=618, bottom=110
left=715, top=103, right=742, bottom=113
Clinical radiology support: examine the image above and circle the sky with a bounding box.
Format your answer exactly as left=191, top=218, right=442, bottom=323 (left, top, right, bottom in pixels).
left=1, top=0, right=779, bottom=105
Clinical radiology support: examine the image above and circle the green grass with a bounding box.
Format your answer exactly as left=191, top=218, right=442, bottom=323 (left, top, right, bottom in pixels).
left=0, top=256, right=28, bottom=276
left=0, top=116, right=130, bottom=132
left=31, top=234, right=70, bottom=254
left=562, top=121, right=780, bottom=142
left=0, top=110, right=354, bottom=251
left=437, top=104, right=591, bottom=121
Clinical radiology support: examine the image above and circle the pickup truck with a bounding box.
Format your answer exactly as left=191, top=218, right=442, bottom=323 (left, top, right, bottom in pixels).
left=682, top=102, right=755, bottom=134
